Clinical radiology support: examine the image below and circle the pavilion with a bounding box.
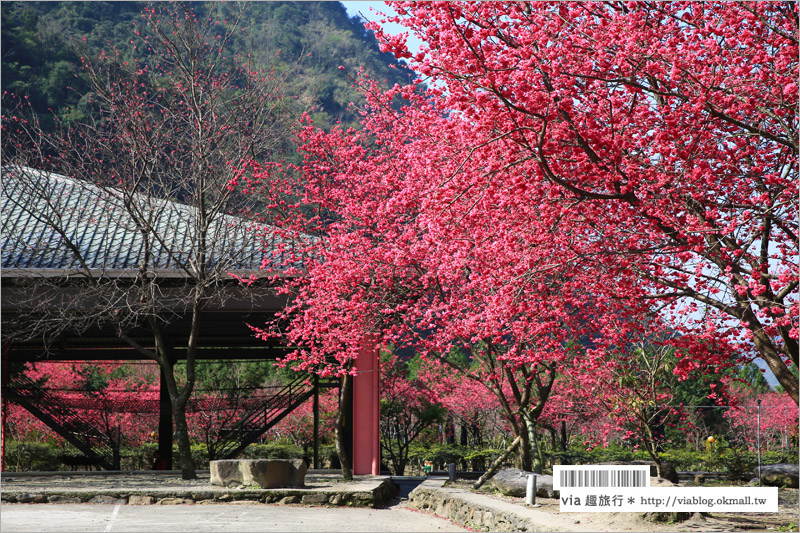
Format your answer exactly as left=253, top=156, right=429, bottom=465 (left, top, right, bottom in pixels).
left=0, top=166, right=380, bottom=474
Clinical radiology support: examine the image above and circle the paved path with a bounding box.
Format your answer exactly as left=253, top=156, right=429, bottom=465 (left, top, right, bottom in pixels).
left=0, top=502, right=470, bottom=532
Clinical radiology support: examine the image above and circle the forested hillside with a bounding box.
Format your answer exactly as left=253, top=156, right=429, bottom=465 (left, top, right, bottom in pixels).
left=1, top=1, right=415, bottom=131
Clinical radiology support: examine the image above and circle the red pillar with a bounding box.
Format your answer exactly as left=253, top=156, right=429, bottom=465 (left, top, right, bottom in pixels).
left=352, top=338, right=380, bottom=475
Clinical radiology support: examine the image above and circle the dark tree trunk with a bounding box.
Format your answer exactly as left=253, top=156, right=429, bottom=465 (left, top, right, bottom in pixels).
left=335, top=374, right=353, bottom=480
left=515, top=411, right=533, bottom=471
left=444, top=417, right=456, bottom=445
left=473, top=435, right=522, bottom=490
left=172, top=402, right=196, bottom=480
left=150, top=320, right=198, bottom=480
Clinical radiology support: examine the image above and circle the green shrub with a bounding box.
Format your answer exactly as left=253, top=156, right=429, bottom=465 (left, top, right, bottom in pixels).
left=658, top=448, right=706, bottom=471
left=464, top=448, right=501, bottom=470
left=318, top=444, right=338, bottom=468
left=5, top=440, right=63, bottom=471
left=6, top=439, right=313, bottom=472
left=570, top=443, right=647, bottom=464
left=411, top=444, right=466, bottom=470
left=760, top=450, right=794, bottom=465
left=191, top=444, right=209, bottom=469
left=719, top=448, right=756, bottom=480
left=545, top=449, right=590, bottom=466
left=408, top=443, right=506, bottom=472
left=129, top=442, right=160, bottom=470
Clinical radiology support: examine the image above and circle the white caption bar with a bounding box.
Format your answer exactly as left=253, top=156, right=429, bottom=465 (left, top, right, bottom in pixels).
left=559, top=487, right=778, bottom=512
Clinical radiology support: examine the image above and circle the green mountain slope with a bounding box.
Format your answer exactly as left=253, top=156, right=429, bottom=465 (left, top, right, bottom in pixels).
left=1, top=1, right=415, bottom=131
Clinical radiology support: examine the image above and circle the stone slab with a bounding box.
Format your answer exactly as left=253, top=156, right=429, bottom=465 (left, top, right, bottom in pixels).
left=210, top=459, right=307, bottom=489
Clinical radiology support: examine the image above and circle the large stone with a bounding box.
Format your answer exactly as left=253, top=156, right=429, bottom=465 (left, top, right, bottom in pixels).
left=47, top=495, right=81, bottom=504
left=491, top=468, right=559, bottom=498
left=89, top=495, right=126, bottom=505
left=329, top=493, right=349, bottom=506
left=210, top=459, right=307, bottom=489
left=755, top=463, right=799, bottom=488
left=157, top=497, right=192, bottom=505
left=301, top=493, right=330, bottom=505
left=128, top=495, right=154, bottom=505
left=15, top=493, right=46, bottom=504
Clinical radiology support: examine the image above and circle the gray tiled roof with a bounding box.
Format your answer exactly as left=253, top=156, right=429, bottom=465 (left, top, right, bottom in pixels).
left=1, top=167, right=291, bottom=274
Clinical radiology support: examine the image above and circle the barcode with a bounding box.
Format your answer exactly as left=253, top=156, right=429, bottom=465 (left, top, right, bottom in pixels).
left=554, top=466, right=650, bottom=489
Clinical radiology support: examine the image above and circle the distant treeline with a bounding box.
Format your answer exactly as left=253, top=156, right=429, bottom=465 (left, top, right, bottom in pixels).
left=1, top=1, right=416, bottom=132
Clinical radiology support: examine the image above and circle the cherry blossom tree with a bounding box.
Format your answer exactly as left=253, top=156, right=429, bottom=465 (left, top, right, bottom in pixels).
left=538, top=371, right=617, bottom=456
left=727, top=390, right=799, bottom=452
left=365, top=1, right=799, bottom=402
left=419, top=358, right=506, bottom=453
left=247, top=3, right=796, bottom=485
left=379, top=354, right=444, bottom=475
left=587, top=344, right=698, bottom=475
left=7, top=361, right=160, bottom=467
left=254, top=84, right=648, bottom=471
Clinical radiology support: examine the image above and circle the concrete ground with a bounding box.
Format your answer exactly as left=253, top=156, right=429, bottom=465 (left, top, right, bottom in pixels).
left=0, top=503, right=470, bottom=532
left=4, top=471, right=794, bottom=533
left=0, top=471, right=465, bottom=532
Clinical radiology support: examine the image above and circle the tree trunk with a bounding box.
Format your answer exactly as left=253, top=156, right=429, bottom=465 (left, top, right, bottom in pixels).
left=444, top=416, right=456, bottom=444
left=523, top=412, right=542, bottom=473
left=111, top=427, right=121, bottom=470
left=518, top=420, right=533, bottom=471
left=473, top=435, right=522, bottom=490
left=150, top=322, right=197, bottom=480
left=642, top=423, right=663, bottom=477
left=172, top=402, right=196, bottom=480
left=335, top=374, right=353, bottom=480
left=396, top=445, right=407, bottom=476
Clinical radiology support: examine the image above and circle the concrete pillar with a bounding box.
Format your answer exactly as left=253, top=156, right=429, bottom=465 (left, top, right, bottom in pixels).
left=313, top=375, right=319, bottom=469
left=352, top=338, right=380, bottom=475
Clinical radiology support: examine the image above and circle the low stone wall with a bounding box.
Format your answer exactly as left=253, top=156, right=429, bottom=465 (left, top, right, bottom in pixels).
left=407, top=480, right=536, bottom=532
left=1, top=478, right=395, bottom=508
left=408, top=477, right=689, bottom=532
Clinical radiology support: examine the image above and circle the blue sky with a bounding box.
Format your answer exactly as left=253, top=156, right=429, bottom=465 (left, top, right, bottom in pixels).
left=341, top=1, right=423, bottom=55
